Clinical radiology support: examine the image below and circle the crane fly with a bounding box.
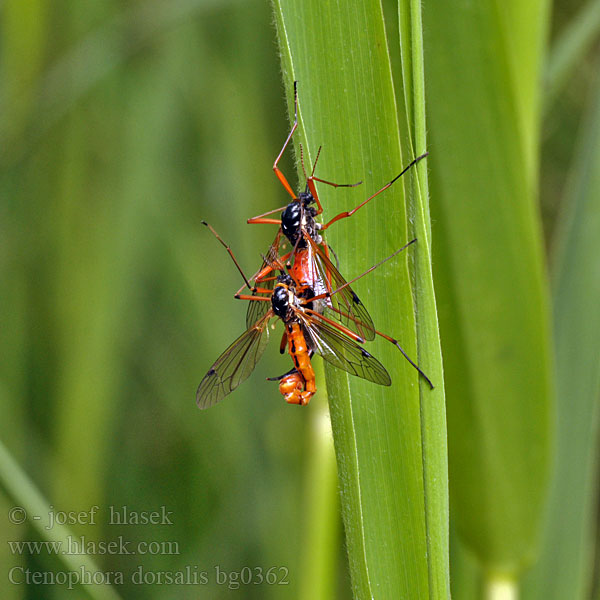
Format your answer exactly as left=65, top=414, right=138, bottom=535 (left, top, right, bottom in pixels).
left=197, top=223, right=432, bottom=409
left=243, top=80, right=427, bottom=316
left=247, top=82, right=427, bottom=256
left=239, top=82, right=431, bottom=386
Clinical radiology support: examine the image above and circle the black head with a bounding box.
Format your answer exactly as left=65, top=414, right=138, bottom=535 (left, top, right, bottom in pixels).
left=276, top=273, right=293, bottom=286
left=298, top=190, right=314, bottom=207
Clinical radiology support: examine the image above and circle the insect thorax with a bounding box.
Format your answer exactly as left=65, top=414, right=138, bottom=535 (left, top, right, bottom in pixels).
left=272, top=277, right=296, bottom=321
left=281, top=195, right=320, bottom=247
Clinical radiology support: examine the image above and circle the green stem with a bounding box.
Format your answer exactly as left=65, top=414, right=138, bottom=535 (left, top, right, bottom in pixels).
left=403, top=0, right=450, bottom=597
left=410, top=0, right=432, bottom=231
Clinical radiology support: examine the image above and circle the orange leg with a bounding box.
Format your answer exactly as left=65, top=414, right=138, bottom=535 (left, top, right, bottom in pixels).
left=270, top=80, right=361, bottom=212
left=246, top=217, right=282, bottom=226
left=307, top=239, right=417, bottom=302
left=202, top=221, right=255, bottom=292
left=320, top=153, right=428, bottom=230
left=299, top=145, right=362, bottom=215
left=233, top=250, right=293, bottom=298
left=234, top=294, right=271, bottom=302
left=306, top=172, right=362, bottom=216
left=279, top=330, right=288, bottom=354
left=303, top=308, right=433, bottom=389
left=303, top=308, right=366, bottom=344
left=272, top=81, right=300, bottom=200
left=246, top=205, right=287, bottom=224
left=254, top=250, right=292, bottom=283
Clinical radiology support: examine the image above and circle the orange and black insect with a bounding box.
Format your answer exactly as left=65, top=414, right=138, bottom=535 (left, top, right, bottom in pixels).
left=246, top=83, right=426, bottom=253
left=251, top=232, right=434, bottom=390
left=238, top=82, right=432, bottom=388
left=196, top=224, right=412, bottom=409
left=244, top=81, right=427, bottom=287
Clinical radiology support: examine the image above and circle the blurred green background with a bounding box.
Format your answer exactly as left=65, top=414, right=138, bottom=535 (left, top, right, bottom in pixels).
left=0, top=0, right=599, bottom=598
left=0, top=1, right=341, bottom=598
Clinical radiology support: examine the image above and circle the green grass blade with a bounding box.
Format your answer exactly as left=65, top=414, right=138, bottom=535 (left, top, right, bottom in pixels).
left=0, top=439, right=122, bottom=600
left=272, top=1, right=449, bottom=597
left=523, top=71, right=600, bottom=600
left=423, top=0, right=553, bottom=579
left=544, top=0, right=600, bottom=115
left=493, top=0, right=551, bottom=180
left=397, top=0, right=450, bottom=597
left=298, top=396, right=340, bottom=600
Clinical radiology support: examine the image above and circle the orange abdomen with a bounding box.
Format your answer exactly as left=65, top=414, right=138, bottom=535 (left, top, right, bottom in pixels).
left=280, top=322, right=316, bottom=406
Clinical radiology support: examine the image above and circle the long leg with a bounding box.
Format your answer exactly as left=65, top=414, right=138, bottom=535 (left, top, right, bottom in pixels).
left=321, top=241, right=335, bottom=292
left=303, top=307, right=433, bottom=389
left=320, top=152, right=428, bottom=230
left=324, top=242, right=340, bottom=270
left=304, top=146, right=362, bottom=215
left=234, top=269, right=276, bottom=296
left=306, top=175, right=363, bottom=215
left=233, top=226, right=293, bottom=298
left=303, top=308, right=366, bottom=344
left=273, top=81, right=300, bottom=200
left=279, top=329, right=288, bottom=354
left=273, top=81, right=362, bottom=211
left=302, top=239, right=434, bottom=388
left=233, top=250, right=292, bottom=298
left=234, top=294, right=272, bottom=302
left=247, top=204, right=287, bottom=224
left=202, top=221, right=255, bottom=292
left=374, top=329, right=434, bottom=389
left=273, top=88, right=361, bottom=208
left=246, top=218, right=282, bottom=225
left=308, top=239, right=417, bottom=303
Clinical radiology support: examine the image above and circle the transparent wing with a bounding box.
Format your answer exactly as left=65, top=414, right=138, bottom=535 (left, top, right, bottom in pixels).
left=299, top=312, right=390, bottom=386
left=245, top=269, right=274, bottom=329
left=196, top=313, right=272, bottom=409
left=304, top=235, right=375, bottom=341
left=245, top=231, right=289, bottom=329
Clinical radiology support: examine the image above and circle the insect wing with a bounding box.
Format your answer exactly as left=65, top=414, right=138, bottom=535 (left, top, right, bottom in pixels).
left=197, top=314, right=271, bottom=409
left=246, top=267, right=274, bottom=329
left=306, top=236, right=375, bottom=341
left=300, top=313, right=390, bottom=386
left=245, top=231, right=287, bottom=329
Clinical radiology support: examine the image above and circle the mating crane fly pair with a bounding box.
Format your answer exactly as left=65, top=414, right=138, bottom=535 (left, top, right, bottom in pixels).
left=197, top=83, right=433, bottom=409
